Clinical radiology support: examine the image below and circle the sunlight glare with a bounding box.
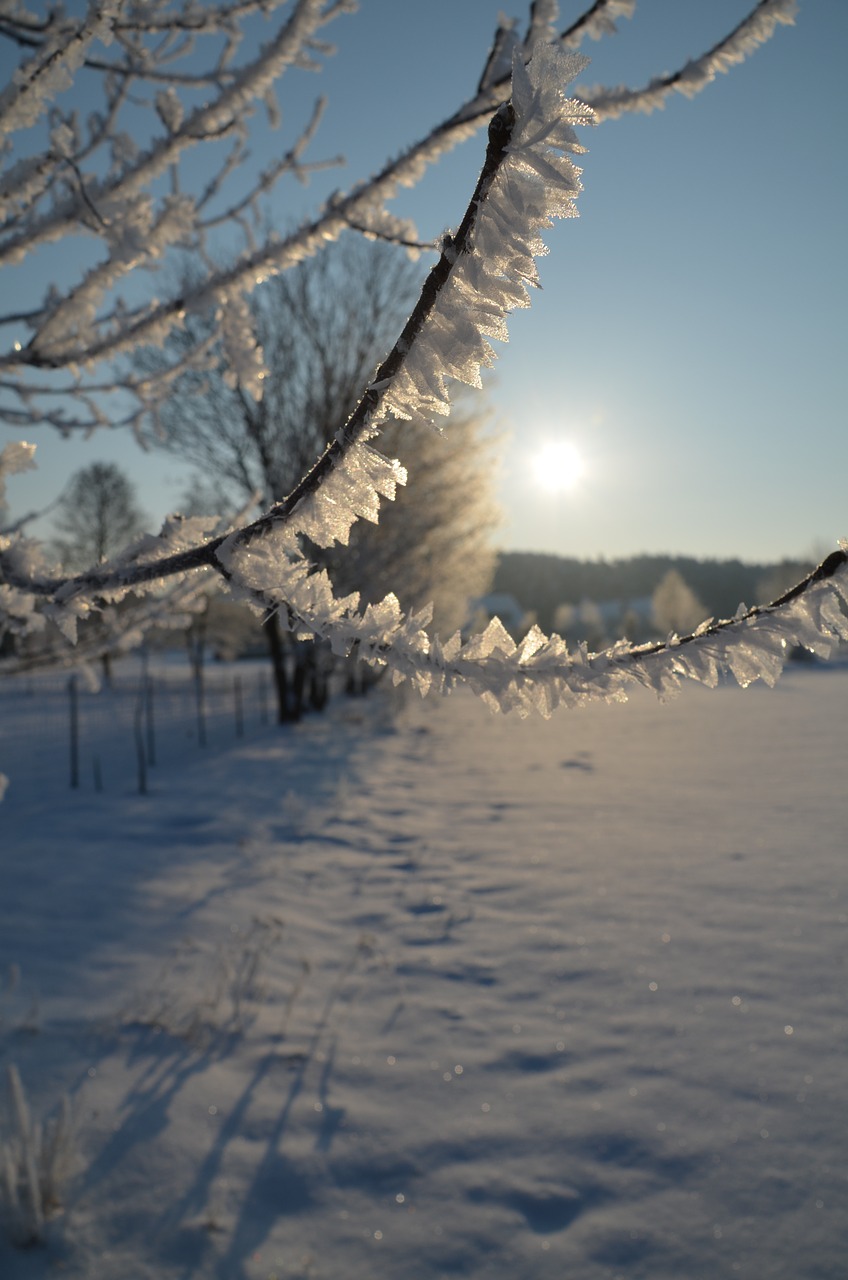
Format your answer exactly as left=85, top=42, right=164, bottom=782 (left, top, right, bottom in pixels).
left=531, top=441, right=584, bottom=494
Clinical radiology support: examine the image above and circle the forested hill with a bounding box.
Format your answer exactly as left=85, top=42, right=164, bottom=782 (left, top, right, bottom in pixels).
left=492, top=552, right=813, bottom=634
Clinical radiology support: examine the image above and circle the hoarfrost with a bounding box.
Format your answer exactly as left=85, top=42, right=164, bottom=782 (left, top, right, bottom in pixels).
left=582, top=0, right=797, bottom=120
left=219, top=290, right=267, bottom=401
left=0, top=441, right=36, bottom=509
left=0, top=3, right=831, bottom=720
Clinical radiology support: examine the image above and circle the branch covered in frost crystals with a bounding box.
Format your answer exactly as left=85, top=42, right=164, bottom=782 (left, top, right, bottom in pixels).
left=581, top=0, right=797, bottom=120
left=0, top=0, right=353, bottom=437
left=0, top=0, right=794, bottom=439
left=0, top=2, right=118, bottom=138
left=0, top=571, right=212, bottom=677
left=0, top=460, right=243, bottom=662
left=0, top=441, right=37, bottom=511
left=560, top=1, right=635, bottom=47
left=1, top=43, right=592, bottom=617
left=231, top=546, right=848, bottom=718
left=223, top=45, right=592, bottom=561
left=0, top=2, right=819, bottom=712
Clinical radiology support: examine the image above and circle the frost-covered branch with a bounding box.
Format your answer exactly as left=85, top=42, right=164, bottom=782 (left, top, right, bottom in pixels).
left=250, top=545, right=848, bottom=716
left=3, top=0, right=830, bottom=729
left=6, top=33, right=845, bottom=719
left=0, top=44, right=590, bottom=601
left=1, top=41, right=583, bottom=655
left=580, top=0, right=797, bottom=119
left=0, top=0, right=336, bottom=270
left=0, top=0, right=795, bottom=440
left=0, top=0, right=353, bottom=436
left=0, top=570, right=213, bottom=677
left=0, top=489, right=249, bottom=668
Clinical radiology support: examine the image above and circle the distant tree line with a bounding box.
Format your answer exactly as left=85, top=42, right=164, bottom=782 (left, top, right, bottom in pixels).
left=493, top=552, right=814, bottom=636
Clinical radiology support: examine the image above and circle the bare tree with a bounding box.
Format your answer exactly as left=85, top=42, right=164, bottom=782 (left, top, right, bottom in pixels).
left=143, top=235, right=497, bottom=718
left=336, top=409, right=500, bottom=635
left=143, top=238, right=424, bottom=509
left=3, top=1, right=846, bottom=723
left=53, top=462, right=146, bottom=572
left=652, top=569, right=708, bottom=638
left=49, top=461, right=147, bottom=680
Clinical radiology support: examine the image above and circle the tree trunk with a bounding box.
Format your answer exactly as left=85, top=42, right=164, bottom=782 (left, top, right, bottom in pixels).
left=309, top=643, right=329, bottom=711
left=264, top=612, right=293, bottom=723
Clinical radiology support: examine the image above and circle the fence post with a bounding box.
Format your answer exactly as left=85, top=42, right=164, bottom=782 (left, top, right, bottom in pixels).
left=234, top=675, right=244, bottom=738
left=134, top=682, right=148, bottom=795
left=68, top=675, right=79, bottom=789
left=145, top=674, right=156, bottom=766
left=193, top=661, right=207, bottom=747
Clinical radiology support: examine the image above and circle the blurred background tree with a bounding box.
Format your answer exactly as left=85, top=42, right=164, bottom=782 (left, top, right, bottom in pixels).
left=52, top=463, right=147, bottom=574
left=140, top=235, right=498, bottom=718
left=50, top=462, right=148, bottom=682
left=652, top=568, right=708, bottom=636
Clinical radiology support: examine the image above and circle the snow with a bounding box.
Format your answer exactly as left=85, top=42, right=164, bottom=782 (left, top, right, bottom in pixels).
left=0, top=660, right=846, bottom=1278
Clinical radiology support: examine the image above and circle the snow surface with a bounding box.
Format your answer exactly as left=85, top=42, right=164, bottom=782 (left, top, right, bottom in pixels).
left=0, top=661, right=846, bottom=1278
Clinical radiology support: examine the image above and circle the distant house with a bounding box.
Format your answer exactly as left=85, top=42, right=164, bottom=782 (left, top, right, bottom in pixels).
left=469, top=593, right=657, bottom=643
left=597, top=596, right=655, bottom=635
left=467, top=592, right=528, bottom=638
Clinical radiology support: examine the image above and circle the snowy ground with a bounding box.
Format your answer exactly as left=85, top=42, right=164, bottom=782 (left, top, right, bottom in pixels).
left=0, top=660, right=846, bottom=1279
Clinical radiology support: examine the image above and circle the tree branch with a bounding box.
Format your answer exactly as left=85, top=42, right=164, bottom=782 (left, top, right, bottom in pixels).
left=582, top=0, right=797, bottom=120
left=0, top=0, right=794, bottom=434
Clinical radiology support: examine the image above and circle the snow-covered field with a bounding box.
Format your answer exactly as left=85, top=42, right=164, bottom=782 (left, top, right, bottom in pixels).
left=1, top=661, right=846, bottom=1279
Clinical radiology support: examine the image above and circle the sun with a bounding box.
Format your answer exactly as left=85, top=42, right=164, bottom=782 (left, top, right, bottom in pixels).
left=530, top=441, right=584, bottom=494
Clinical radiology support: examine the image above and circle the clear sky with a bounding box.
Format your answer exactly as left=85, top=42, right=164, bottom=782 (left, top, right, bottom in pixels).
left=2, top=1, right=846, bottom=565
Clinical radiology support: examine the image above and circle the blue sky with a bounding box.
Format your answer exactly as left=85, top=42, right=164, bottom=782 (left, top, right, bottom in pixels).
left=2, top=1, right=846, bottom=564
